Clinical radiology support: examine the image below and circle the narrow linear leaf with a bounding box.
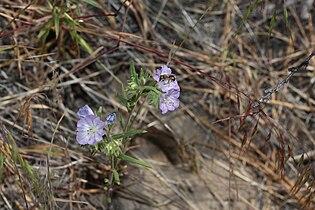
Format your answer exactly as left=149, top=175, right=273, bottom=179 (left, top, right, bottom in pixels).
left=129, top=63, right=138, bottom=84
left=117, top=95, right=128, bottom=108
left=244, top=2, right=252, bottom=21
left=64, top=12, right=75, bottom=22
left=82, top=0, right=102, bottom=9
left=112, top=129, right=146, bottom=140
left=284, top=8, right=288, bottom=22
left=0, top=45, right=15, bottom=52
left=97, top=106, right=103, bottom=118
left=119, top=154, right=152, bottom=168
left=269, top=10, right=277, bottom=36
left=54, top=9, right=60, bottom=39
left=0, top=153, right=5, bottom=181
left=6, top=129, right=37, bottom=182
left=38, top=21, right=53, bottom=40
left=76, top=34, right=93, bottom=54
left=117, top=112, right=126, bottom=130
left=283, top=7, right=290, bottom=28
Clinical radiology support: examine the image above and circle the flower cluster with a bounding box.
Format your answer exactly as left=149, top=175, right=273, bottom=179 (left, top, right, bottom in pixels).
left=76, top=105, right=106, bottom=145
left=154, top=65, right=180, bottom=114
left=106, top=113, right=116, bottom=126
left=103, top=140, right=123, bottom=157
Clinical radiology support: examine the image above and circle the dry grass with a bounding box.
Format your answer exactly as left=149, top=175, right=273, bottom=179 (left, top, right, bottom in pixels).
left=0, top=0, right=314, bottom=209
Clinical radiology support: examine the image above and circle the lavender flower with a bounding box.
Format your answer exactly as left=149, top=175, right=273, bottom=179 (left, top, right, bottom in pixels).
left=159, top=89, right=180, bottom=114
left=153, top=65, right=172, bottom=81
left=77, top=105, right=94, bottom=119
left=76, top=105, right=106, bottom=145
left=154, top=65, right=180, bottom=92
left=76, top=115, right=106, bottom=145
left=154, top=65, right=181, bottom=114
left=106, top=113, right=116, bottom=126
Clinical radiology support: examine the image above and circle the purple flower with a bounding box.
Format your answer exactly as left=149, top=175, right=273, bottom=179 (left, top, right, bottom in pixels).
left=76, top=115, right=106, bottom=145
left=159, top=89, right=180, bottom=114
left=106, top=113, right=116, bottom=126
left=158, top=78, right=180, bottom=92
left=76, top=105, right=106, bottom=145
left=154, top=65, right=180, bottom=92
left=154, top=65, right=181, bottom=114
left=153, top=65, right=172, bottom=81
left=77, top=105, right=94, bottom=119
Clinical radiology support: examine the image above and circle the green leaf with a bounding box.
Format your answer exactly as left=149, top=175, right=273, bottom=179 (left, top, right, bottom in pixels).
left=129, top=63, right=138, bottom=84
left=0, top=153, right=4, bottom=169
left=117, top=94, right=128, bottom=108
left=140, top=68, right=144, bottom=78
left=0, top=45, right=15, bottom=52
left=129, top=63, right=136, bottom=78
left=244, top=2, right=252, bottom=21
left=139, top=68, right=151, bottom=85
left=79, top=35, right=93, bottom=53
left=69, top=32, right=93, bottom=54
left=143, top=85, right=160, bottom=94
left=148, top=91, right=159, bottom=108
left=0, top=153, right=5, bottom=182
left=237, top=0, right=261, bottom=33
left=112, top=169, right=120, bottom=185
left=117, top=112, right=125, bottom=130
left=37, top=27, right=47, bottom=39
left=269, top=10, right=277, bottom=36
left=119, top=154, right=152, bottom=168
left=54, top=8, right=60, bottom=39
left=121, top=83, right=126, bottom=98
left=97, top=106, right=103, bottom=117
left=112, top=129, right=146, bottom=140
left=38, top=21, right=53, bottom=40
left=82, top=0, right=102, bottom=9
left=139, top=68, right=145, bottom=85
left=47, top=1, right=53, bottom=9
left=6, top=129, right=37, bottom=183
left=64, top=12, right=75, bottom=23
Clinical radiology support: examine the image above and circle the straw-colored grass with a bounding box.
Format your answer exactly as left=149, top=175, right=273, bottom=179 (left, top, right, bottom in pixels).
left=0, top=0, right=314, bottom=209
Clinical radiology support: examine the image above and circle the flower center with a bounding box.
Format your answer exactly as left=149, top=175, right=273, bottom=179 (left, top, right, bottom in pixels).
left=88, top=125, right=98, bottom=134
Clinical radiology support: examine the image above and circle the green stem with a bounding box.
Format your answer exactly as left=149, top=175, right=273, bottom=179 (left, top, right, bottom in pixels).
left=123, top=96, right=147, bottom=151
left=105, top=65, right=157, bottom=201
left=106, top=90, right=147, bottom=205
left=106, top=156, right=115, bottom=206
left=123, top=87, right=146, bottom=136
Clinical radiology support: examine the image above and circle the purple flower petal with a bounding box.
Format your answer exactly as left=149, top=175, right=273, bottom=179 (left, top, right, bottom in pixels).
left=77, top=105, right=94, bottom=119
left=160, top=65, right=172, bottom=75
left=153, top=69, right=161, bottom=81
left=153, top=65, right=172, bottom=82
left=154, top=65, right=181, bottom=114
left=76, top=131, right=89, bottom=144
left=76, top=115, right=105, bottom=145
left=157, top=79, right=180, bottom=92
left=159, top=89, right=180, bottom=114
left=106, top=113, right=116, bottom=126
left=154, top=65, right=180, bottom=92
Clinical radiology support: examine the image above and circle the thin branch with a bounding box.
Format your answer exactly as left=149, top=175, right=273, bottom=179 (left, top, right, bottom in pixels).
left=253, top=51, right=315, bottom=107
